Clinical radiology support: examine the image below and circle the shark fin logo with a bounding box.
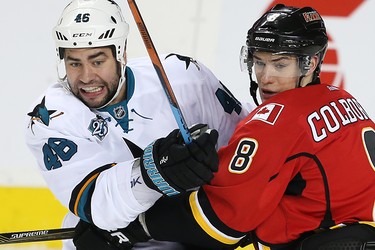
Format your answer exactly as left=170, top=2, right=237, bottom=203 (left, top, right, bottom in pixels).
left=27, top=96, right=64, bottom=133
left=165, top=53, right=201, bottom=70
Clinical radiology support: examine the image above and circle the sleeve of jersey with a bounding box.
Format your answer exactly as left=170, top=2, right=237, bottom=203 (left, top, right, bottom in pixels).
left=144, top=190, right=247, bottom=249
left=196, top=62, right=253, bottom=148
left=24, top=91, right=158, bottom=231
left=162, top=54, right=251, bottom=148
left=196, top=108, right=309, bottom=234
left=27, top=126, right=155, bottom=230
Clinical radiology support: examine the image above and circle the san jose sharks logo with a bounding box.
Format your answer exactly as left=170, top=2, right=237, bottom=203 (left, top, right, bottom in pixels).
left=27, top=96, right=64, bottom=134
left=165, top=53, right=201, bottom=70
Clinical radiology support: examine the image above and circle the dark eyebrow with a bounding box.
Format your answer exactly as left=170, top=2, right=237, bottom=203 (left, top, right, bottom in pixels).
left=66, top=51, right=107, bottom=61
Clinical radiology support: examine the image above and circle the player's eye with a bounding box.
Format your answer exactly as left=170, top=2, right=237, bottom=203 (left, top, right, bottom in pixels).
left=274, top=63, right=287, bottom=69
left=93, top=60, right=103, bottom=66
left=254, top=60, right=265, bottom=67
left=70, top=62, right=80, bottom=68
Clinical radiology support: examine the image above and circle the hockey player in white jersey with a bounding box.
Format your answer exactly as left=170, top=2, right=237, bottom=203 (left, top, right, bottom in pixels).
left=25, top=0, right=251, bottom=249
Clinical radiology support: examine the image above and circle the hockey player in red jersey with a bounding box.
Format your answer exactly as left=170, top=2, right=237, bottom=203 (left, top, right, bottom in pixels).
left=72, top=4, right=375, bottom=250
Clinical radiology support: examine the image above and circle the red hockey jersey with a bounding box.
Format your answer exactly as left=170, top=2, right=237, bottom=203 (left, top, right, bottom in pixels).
left=199, top=84, right=375, bottom=245
left=145, top=84, right=375, bottom=249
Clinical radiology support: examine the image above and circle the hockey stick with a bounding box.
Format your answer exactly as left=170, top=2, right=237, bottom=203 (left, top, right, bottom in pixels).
left=127, top=0, right=193, bottom=144
left=0, top=227, right=75, bottom=245
left=0, top=2, right=191, bottom=246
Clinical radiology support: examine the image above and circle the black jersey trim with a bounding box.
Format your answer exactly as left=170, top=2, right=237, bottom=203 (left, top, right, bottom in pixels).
left=69, top=163, right=115, bottom=223
left=189, top=190, right=246, bottom=245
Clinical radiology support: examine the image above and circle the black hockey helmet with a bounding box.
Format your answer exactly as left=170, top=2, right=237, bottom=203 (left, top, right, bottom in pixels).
left=243, top=4, right=328, bottom=105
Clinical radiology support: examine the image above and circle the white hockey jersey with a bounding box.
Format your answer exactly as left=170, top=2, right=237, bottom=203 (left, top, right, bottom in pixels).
left=25, top=54, right=252, bottom=248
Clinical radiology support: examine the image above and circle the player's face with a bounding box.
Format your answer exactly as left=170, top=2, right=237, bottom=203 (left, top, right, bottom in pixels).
left=64, top=47, right=122, bottom=108
left=253, top=51, right=301, bottom=102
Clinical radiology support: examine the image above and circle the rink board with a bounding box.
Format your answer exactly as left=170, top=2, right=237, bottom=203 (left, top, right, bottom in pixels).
left=0, top=186, right=67, bottom=249
left=0, top=186, right=254, bottom=250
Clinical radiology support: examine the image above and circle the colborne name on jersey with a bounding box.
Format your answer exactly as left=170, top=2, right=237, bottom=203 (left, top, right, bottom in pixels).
left=308, top=96, right=370, bottom=142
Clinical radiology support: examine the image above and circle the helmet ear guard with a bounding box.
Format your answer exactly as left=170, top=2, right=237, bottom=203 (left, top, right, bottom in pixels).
left=299, top=55, right=312, bottom=76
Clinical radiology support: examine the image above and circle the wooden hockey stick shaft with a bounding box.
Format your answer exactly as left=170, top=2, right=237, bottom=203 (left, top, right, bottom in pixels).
left=0, top=227, right=75, bottom=245
left=127, top=0, right=192, bottom=144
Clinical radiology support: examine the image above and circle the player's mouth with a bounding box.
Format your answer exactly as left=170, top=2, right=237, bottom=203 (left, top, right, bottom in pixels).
left=79, top=86, right=107, bottom=102
left=261, top=89, right=278, bottom=100
left=81, top=86, right=103, bottom=93
left=80, top=86, right=105, bottom=96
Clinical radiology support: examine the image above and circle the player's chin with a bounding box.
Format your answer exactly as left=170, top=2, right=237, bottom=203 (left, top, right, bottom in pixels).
left=260, top=90, right=278, bottom=101
left=80, top=91, right=108, bottom=107
left=80, top=95, right=108, bottom=109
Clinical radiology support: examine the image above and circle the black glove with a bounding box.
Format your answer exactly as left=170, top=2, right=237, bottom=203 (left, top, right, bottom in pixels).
left=140, top=123, right=219, bottom=197
left=73, top=219, right=150, bottom=250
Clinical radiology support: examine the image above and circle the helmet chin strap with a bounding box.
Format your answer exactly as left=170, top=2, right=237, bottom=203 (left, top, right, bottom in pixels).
left=249, top=73, right=306, bottom=107
left=297, top=75, right=305, bottom=88
left=249, top=74, right=260, bottom=106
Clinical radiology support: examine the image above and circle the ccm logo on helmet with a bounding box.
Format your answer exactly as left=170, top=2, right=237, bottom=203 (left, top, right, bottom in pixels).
left=73, top=33, right=93, bottom=38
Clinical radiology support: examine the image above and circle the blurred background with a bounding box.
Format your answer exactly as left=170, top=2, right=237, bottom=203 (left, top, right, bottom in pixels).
left=0, top=0, right=374, bottom=249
